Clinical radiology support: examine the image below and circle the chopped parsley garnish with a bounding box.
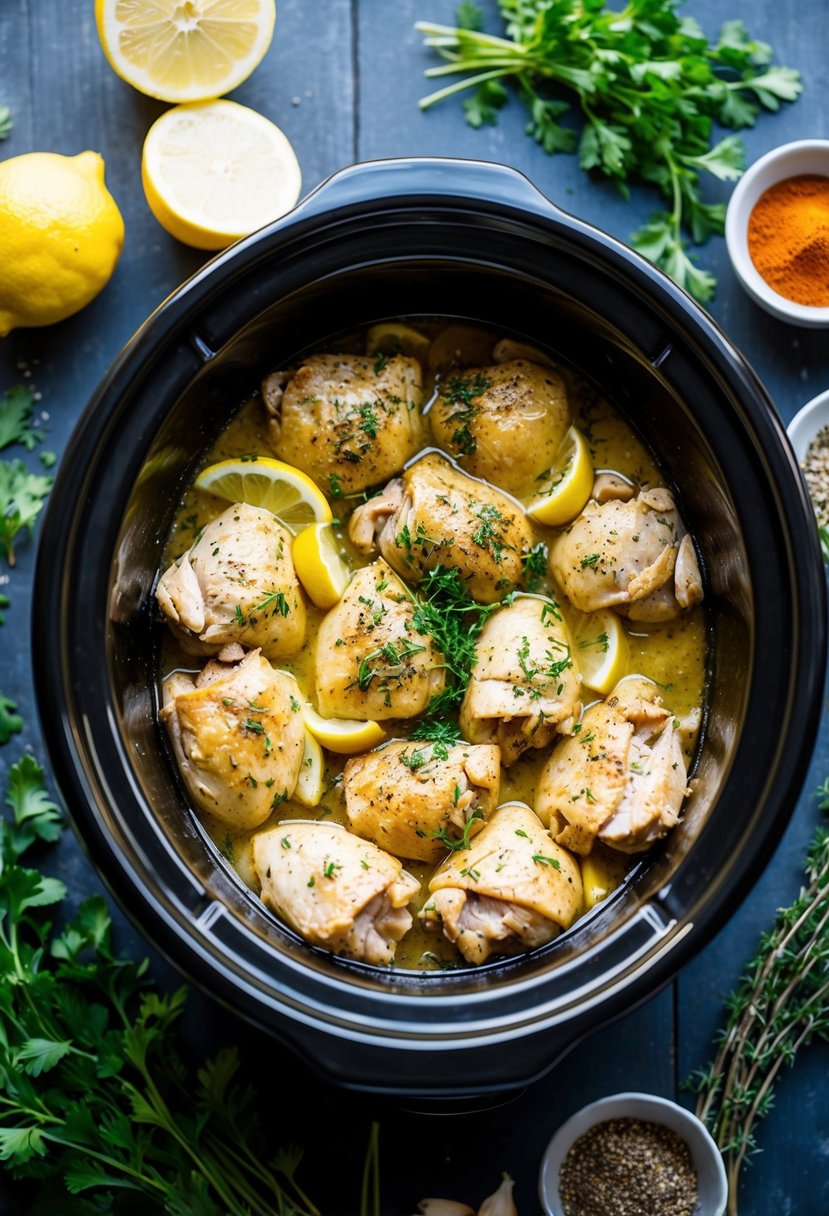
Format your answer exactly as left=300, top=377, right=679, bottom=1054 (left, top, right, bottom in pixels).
left=254, top=590, right=290, bottom=616
left=429, top=808, right=484, bottom=852
left=580, top=553, right=601, bottom=568
left=521, top=541, right=548, bottom=591
left=532, top=854, right=562, bottom=869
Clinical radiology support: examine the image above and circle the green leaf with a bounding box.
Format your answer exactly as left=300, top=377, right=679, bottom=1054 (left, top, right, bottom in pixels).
left=0, top=385, right=42, bottom=452
left=682, top=134, right=744, bottom=181
left=0, top=591, right=9, bottom=624
left=3, top=755, right=63, bottom=860
left=0, top=690, right=23, bottom=745
left=0, top=458, right=53, bottom=565
left=740, top=65, right=803, bottom=109
left=0, top=106, right=10, bottom=141
left=464, top=79, right=508, bottom=128
left=17, top=1036, right=72, bottom=1076
left=579, top=120, right=632, bottom=177
left=455, top=0, right=483, bottom=31
left=0, top=1124, right=46, bottom=1163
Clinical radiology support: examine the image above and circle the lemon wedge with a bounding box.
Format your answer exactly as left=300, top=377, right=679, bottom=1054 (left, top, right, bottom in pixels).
left=293, top=731, right=324, bottom=808
left=292, top=523, right=351, bottom=610
left=527, top=425, right=593, bottom=527
left=572, top=609, right=629, bottom=696
left=96, top=0, right=276, bottom=103
left=301, top=704, right=386, bottom=756
left=366, top=323, right=431, bottom=362
left=141, top=100, right=301, bottom=250
left=194, top=456, right=332, bottom=533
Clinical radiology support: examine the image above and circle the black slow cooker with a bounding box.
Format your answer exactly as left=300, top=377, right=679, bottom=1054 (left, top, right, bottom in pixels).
left=33, top=158, right=825, bottom=1097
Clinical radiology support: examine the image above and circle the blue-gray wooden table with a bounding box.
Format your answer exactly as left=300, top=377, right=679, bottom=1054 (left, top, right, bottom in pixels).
left=2, top=2, right=828, bottom=1212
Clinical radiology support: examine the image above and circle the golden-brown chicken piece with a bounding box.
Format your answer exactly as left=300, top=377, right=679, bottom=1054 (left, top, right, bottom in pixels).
left=156, top=503, right=306, bottom=659
left=422, top=802, right=582, bottom=965
left=347, top=453, right=532, bottom=604
left=253, top=822, right=419, bottom=964
left=535, top=677, right=690, bottom=855
left=343, top=740, right=501, bottom=863
left=429, top=359, right=570, bottom=495
left=460, top=596, right=581, bottom=766
left=549, top=487, right=703, bottom=622
left=314, top=559, right=445, bottom=720
left=263, top=354, right=424, bottom=495
left=161, top=649, right=306, bottom=831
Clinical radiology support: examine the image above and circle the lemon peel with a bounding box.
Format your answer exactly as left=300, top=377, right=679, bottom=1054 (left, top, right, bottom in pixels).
left=194, top=457, right=332, bottom=534
left=301, top=705, right=386, bottom=756
left=292, top=523, right=351, bottom=610
left=526, top=425, right=593, bottom=527
left=572, top=609, right=629, bottom=696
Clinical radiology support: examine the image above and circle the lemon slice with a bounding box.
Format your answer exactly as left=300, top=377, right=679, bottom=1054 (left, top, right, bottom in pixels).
left=194, top=456, right=332, bottom=533
left=141, top=100, right=301, bottom=251
left=366, top=323, right=431, bottom=362
left=292, top=523, right=351, bottom=610
left=293, top=731, right=324, bottom=808
left=527, top=426, right=593, bottom=527
left=301, top=704, right=386, bottom=755
left=96, top=0, right=276, bottom=103
left=572, top=609, right=629, bottom=696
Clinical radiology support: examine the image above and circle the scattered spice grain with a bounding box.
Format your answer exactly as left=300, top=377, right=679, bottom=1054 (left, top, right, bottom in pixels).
left=802, top=425, right=829, bottom=529
left=558, top=1116, right=698, bottom=1216
left=747, top=175, right=829, bottom=307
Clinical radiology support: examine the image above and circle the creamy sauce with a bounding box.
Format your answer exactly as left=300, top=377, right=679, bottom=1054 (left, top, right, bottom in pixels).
left=160, top=321, right=707, bottom=970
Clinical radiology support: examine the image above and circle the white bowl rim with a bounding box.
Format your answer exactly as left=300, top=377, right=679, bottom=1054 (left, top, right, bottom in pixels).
left=725, top=138, right=829, bottom=326
left=538, top=1090, right=728, bottom=1216
left=787, top=387, right=829, bottom=465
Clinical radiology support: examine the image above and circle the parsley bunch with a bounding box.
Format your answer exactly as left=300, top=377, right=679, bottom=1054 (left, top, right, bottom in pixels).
left=0, top=755, right=319, bottom=1215
left=417, top=0, right=802, bottom=301
left=0, top=385, right=54, bottom=565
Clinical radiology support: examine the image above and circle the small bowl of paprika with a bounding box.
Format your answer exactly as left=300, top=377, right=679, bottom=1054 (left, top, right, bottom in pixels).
left=725, top=139, right=829, bottom=327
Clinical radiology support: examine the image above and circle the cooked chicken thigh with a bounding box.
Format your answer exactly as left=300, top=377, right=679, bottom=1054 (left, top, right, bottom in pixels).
left=549, top=487, right=703, bottom=622
left=343, top=740, right=500, bottom=863
left=460, top=596, right=581, bottom=766
left=535, top=677, right=690, bottom=855
left=314, top=559, right=445, bottom=720
left=263, top=354, right=424, bottom=495
left=156, top=503, right=306, bottom=659
left=422, top=802, right=582, bottom=964
left=161, top=649, right=306, bottom=831
left=347, top=452, right=532, bottom=604
left=253, top=822, right=419, bottom=964
left=429, top=359, right=570, bottom=495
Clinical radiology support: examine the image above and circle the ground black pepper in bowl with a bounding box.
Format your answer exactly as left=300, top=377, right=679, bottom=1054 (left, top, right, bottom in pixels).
left=558, top=1116, right=699, bottom=1216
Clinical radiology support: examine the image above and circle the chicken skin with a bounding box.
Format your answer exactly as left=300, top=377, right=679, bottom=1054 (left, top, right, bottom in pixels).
left=535, top=677, right=690, bottom=855
left=549, top=486, right=703, bottom=622
left=460, top=596, right=581, bottom=766
left=156, top=503, right=306, bottom=659
left=263, top=354, right=425, bottom=495
left=343, top=740, right=501, bottom=863
left=161, top=649, right=306, bottom=831
left=314, top=559, right=445, bottom=720
left=253, top=822, right=419, bottom=964
left=347, top=452, right=533, bottom=604
left=429, top=359, right=570, bottom=495
left=422, top=802, right=582, bottom=965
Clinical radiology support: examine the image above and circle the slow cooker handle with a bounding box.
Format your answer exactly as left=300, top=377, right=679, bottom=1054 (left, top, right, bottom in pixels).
left=293, top=156, right=567, bottom=223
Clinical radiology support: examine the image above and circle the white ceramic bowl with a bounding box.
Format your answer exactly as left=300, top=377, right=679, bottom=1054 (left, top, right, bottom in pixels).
left=538, top=1091, right=728, bottom=1216
left=787, top=387, right=829, bottom=464
left=725, top=139, right=829, bottom=327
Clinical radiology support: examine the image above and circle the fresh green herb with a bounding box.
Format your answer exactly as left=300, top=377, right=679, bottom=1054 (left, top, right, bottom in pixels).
left=0, top=385, right=43, bottom=451
left=430, top=808, right=484, bottom=852
left=271, top=788, right=289, bottom=809
left=443, top=372, right=490, bottom=456
left=459, top=866, right=480, bottom=881
left=580, top=553, right=600, bottom=568
left=0, top=690, right=22, bottom=744
left=691, top=786, right=829, bottom=1212
left=328, top=472, right=344, bottom=500
left=532, top=853, right=561, bottom=869
left=579, top=631, right=610, bottom=653
left=243, top=718, right=265, bottom=734
left=280, top=836, right=292, bottom=849
left=515, top=829, right=529, bottom=838
left=0, top=105, right=11, bottom=140
left=254, top=590, right=290, bottom=615
left=471, top=502, right=511, bottom=562
left=221, top=831, right=235, bottom=861
left=820, top=524, right=829, bottom=565
left=0, top=591, right=8, bottom=625
left=410, top=718, right=462, bottom=748
left=307, top=876, right=316, bottom=888
left=373, top=352, right=388, bottom=374
left=456, top=0, right=483, bottom=30
left=290, top=695, right=301, bottom=712
left=234, top=603, right=244, bottom=625
left=323, top=860, right=341, bottom=879
left=0, top=459, right=53, bottom=566
left=354, top=636, right=428, bottom=694
left=521, top=541, right=548, bottom=591
left=417, top=3, right=802, bottom=301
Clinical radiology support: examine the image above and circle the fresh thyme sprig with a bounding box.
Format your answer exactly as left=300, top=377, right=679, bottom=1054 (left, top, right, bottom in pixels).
left=690, top=786, right=829, bottom=1214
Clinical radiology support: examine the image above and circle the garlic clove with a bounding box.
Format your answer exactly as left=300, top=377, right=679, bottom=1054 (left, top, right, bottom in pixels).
left=416, top=1201, right=476, bottom=1216
left=477, top=1175, right=517, bottom=1216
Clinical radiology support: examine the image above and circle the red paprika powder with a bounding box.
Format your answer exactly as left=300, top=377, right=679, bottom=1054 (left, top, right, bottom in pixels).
left=747, top=174, right=829, bottom=307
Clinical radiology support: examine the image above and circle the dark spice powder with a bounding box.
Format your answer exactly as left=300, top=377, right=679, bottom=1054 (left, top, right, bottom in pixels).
left=559, top=1116, right=699, bottom=1216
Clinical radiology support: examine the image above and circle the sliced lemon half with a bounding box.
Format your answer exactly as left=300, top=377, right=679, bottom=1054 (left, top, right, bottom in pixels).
left=527, top=425, right=593, bottom=527
left=194, top=456, right=332, bottom=533
left=572, top=609, right=629, bottom=696
left=292, top=523, right=351, bottom=610
left=293, top=731, right=324, bottom=808
left=96, top=0, right=276, bottom=104
left=142, top=100, right=301, bottom=251
left=366, top=322, right=431, bottom=362
left=301, top=704, right=386, bottom=756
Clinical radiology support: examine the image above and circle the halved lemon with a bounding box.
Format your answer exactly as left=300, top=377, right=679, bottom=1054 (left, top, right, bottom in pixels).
left=293, top=731, right=324, bottom=808
left=96, top=0, right=276, bottom=104
left=142, top=100, right=301, bottom=251
left=527, top=426, right=593, bottom=527
left=301, top=704, right=386, bottom=755
left=292, top=523, right=351, bottom=610
left=571, top=609, right=628, bottom=696
left=366, top=323, right=430, bottom=362
left=194, top=456, right=332, bottom=533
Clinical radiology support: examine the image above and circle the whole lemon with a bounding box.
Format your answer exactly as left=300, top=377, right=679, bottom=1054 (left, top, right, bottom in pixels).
left=0, top=151, right=124, bottom=337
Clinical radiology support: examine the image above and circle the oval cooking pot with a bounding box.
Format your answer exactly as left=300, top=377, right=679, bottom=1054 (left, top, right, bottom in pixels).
left=33, top=158, right=826, bottom=1098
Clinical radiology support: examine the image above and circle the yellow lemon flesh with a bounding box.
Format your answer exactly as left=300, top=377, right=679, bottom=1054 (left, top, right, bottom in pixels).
left=142, top=99, right=301, bottom=250
left=301, top=705, right=387, bottom=756
left=292, top=523, right=351, bottom=610
left=0, top=151, right=124, bottom=337
left=572, top=609, right=629, bottom=697
left=526, top=425, right=593, bottom=527
left=365, top=322, right=431, bottom=362
left=293, top=731, right=324, bottom=808
left=96, top=0, right=276, bottom=103
left=194, top=457, right=331, bottom=534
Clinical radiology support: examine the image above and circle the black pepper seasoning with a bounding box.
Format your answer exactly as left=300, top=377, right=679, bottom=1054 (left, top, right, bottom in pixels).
left=558, top=1116, right=699, bottom=1216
